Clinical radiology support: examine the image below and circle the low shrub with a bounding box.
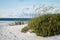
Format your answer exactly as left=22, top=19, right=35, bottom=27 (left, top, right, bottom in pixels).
left=21, top=27, right=29, bottom=33
left=21, top=13, right=60, bottom=37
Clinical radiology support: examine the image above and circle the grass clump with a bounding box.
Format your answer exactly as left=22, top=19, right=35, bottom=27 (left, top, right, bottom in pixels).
left=21, top=27, right=29, bottom=33
left=21, top=13, right=60, bottom=37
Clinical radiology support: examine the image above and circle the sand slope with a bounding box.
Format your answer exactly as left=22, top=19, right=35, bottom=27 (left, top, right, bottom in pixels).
left=0, top=24, right=60, bottom=40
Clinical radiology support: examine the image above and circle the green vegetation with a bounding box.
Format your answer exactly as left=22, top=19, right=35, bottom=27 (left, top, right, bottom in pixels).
left=21, top=26, right=29, bottom=33
left=21, top=13, right=60, bottom=37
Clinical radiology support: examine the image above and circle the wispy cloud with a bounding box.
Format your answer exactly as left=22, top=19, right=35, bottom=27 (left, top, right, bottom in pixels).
left=0, top=0, right=60, bottom=18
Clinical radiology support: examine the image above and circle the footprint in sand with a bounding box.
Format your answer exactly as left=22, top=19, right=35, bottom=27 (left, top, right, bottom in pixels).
left=8, top=37, right=11, bottom=39
left=0, top=33, right=3, bottom=36
left=14, top=39, right=16, bottom=40
left=9, top=32, right=17, bottom=38
left=4, top=35, right=7, bottom=37
left=22, top=39, right=24, bottom=40
left=9, top=32, right=13, bottom=34
left=14, top=35, right=17, bottom=37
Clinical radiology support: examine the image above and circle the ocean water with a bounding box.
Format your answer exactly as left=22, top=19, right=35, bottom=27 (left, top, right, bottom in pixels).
left=0, top=18, right=31, bottom=26
left=0, top=18, right=31, bottom=27
left=0, top=18, right=32, bottom=21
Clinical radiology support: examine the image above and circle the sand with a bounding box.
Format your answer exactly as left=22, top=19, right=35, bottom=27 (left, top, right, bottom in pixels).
left=0, top=23, right=60, bottom=40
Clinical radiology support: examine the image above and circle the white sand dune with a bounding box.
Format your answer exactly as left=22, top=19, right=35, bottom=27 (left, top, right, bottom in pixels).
left=0, top=23, right=60, bottom=40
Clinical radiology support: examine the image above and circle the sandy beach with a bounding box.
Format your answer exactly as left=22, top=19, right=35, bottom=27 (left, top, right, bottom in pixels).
left=0, top=22, right=60, bottom=40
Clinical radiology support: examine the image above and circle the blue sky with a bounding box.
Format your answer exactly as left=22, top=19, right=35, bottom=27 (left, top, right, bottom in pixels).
left=0, top=0, right=60, bottom=18
left=0, top=0, right=60, bottom=9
